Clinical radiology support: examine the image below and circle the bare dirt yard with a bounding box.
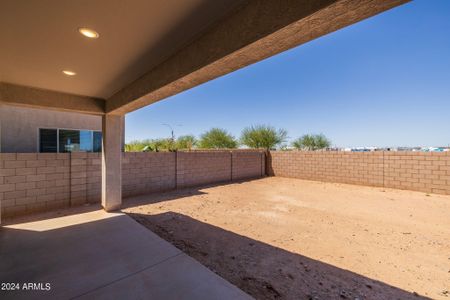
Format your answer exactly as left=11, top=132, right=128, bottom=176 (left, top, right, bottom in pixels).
left=123, top=177, right=450, bottom=300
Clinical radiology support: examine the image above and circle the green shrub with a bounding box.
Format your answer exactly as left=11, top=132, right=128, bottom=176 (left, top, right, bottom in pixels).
left=292, top=134, right=331, bottom=150
left=198, top=128, right=237, bottom=149
left=240, top=125, right=287, bottom=150
left=176, top=135, right=197, bottom=150
left=124, top=140, right=146, bottom=152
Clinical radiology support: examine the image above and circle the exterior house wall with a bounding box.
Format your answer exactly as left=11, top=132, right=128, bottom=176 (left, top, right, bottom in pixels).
left=0, top=105, right=102, bottom=153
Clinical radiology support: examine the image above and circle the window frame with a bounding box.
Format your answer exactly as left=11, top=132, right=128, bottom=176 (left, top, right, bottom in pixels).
left=37, top=127, right=102, bottom=153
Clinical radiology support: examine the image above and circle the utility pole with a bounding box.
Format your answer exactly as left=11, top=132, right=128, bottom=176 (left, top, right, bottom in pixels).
left=162, top=123, right=182, bottom=142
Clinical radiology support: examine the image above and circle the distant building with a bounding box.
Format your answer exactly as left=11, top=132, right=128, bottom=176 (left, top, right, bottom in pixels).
left=341, top=147, right=378, bottom=152
left=420, top=147, right=448, bottom=152
left=337, top=146, right=448, bottom=152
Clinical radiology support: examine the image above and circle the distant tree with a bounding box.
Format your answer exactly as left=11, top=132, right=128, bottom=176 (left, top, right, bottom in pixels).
left=292, top=134, right=331, bottom=150
left=240, top=125, right=287, bottom=150
left=176, top=135, right=197, bottom=150
left=198, top=128, right=237, bottom=149
left=292, top=134, right=315, bottom=150
left=152, top=138, right=176, bottom=152
left=125, top=140, right=145, bottom=152
left=124, top=138, right=176, bottom=152
left=314, top=134, right=331, bottom=150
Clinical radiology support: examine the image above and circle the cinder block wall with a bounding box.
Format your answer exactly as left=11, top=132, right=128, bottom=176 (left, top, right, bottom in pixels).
left=176, top=150, right=266, bottom=187
left=232, top=151, right=266, bottom=181
left=122, top=152, right=176, bottom=197
left=3, top=150, right=449, bottom=219
left=0, top=153, right=71, bottom=217
left=177, top=151, right=232, bottom=188
left=268, top=151, right=450, bottom=195
left=383, top=152, right=450, bottom=194
left=0, top=150, right=265, bottom=218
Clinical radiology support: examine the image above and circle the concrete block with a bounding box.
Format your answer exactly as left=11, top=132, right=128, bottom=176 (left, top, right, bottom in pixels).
left=0, top=153, right=16, bottom=160
left=0, top=184, right=16, bottom=193
left=0, top=168, right=16, bottom=176
left=36, top=167, right=56, bottom=174
left=4, top=160, right=26, bottom=168
left=26, top=188, right=47, bottom=197
left=5, top=175, right=26, bottom=184
left=26, top=174, right=46, bottom=182
left=16, top=153, right=37, bottom=160
left=37, top=153, right=57, bottom=160
left=16, top=167, right=37, bottom=175
left=26, top=160, right=47, bottom=167
left=4, top=190, right=26, bottom=200
left=15, top=182, right=37, bottom=191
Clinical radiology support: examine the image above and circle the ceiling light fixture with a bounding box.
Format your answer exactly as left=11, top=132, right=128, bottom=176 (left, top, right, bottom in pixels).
left=62, top=70, right=76, bottom=76
left=78, top=27, right=99, bottom=39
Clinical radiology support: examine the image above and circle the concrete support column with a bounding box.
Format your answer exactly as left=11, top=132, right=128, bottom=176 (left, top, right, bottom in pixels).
left=0, top=102, right=3, bottom=225
left=101, top=114, right=123, bottom=211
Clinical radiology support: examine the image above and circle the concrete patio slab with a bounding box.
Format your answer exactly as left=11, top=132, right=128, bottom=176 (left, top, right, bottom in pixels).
left=0, top=210, right=251, bottom=300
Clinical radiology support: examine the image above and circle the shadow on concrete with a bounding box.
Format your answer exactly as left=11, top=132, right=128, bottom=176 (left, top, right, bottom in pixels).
left=0, top=212, right=250, bottom=300
left=127, top=211, right=426, bottom=300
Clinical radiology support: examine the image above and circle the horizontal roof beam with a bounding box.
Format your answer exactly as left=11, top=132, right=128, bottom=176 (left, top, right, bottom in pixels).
left=106, top=0, right=409, bottom=114
left=0, top=82, right=105, bottom=115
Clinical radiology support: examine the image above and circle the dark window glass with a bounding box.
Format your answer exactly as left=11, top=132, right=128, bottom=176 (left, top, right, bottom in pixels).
left=93, top=131, right=102, bottom=152
left=59, top=130, right=80, bottom=153
left=39, top=129, right=57, bottom=153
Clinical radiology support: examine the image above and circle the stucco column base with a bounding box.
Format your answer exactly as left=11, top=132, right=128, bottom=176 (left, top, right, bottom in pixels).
left=102, top=114, right=123, bottom=212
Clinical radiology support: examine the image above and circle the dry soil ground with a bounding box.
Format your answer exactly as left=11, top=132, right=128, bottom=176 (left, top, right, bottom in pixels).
left=123, top=177, right=450, bottom=300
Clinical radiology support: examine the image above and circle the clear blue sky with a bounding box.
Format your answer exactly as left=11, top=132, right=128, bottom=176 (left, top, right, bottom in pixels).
left=125, top=0, right=450, bottom=148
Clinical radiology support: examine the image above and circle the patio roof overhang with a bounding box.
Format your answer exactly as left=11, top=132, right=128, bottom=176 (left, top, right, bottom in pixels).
left=0, top=0, right=409, bottom=116
left=0, top=0, right=410, bottom=218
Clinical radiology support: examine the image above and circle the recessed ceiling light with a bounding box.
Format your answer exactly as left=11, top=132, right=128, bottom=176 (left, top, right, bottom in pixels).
left=78, top=27, right=99, bottom=39
left=63, top=70, right=76, bottom=76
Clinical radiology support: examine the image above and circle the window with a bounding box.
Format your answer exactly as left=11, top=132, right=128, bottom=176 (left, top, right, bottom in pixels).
left=59, top=129, right=80, bottom=153
left=39, top=128, right=102, bottom=153
left=93, top=131, right=102, bottom=152
left=39, top=129, right=58, bottom=153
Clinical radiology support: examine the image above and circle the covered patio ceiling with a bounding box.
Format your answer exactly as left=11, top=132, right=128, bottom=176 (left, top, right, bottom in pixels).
left=0, top=0, right=409, bottom=116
